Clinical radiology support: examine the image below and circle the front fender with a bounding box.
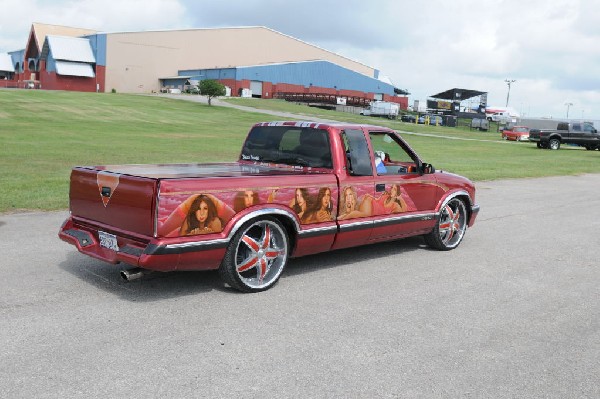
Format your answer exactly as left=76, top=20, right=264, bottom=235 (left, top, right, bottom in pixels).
left=434, top=190, right=479, bottom=227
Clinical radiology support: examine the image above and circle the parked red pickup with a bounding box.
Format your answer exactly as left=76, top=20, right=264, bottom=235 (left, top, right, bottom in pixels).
left=59, top=121, right=479, bottom=292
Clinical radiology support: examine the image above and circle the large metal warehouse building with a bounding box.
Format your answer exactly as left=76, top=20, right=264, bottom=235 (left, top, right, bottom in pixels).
left=1, top=23, right=407, bottom=107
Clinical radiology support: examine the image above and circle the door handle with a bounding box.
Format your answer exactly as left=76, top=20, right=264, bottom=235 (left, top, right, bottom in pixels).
left=375, top=183, right=386, bottom=192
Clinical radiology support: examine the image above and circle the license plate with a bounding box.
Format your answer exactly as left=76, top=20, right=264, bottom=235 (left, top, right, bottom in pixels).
left=98, top=231, right=119, bottom=251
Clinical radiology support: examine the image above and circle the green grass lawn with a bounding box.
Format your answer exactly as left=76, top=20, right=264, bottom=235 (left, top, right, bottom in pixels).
left=1, top=90, right=599, bottom=212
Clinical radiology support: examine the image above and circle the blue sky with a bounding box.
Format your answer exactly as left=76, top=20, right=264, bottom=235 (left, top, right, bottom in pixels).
left=1, top=0, right=599, bottom=120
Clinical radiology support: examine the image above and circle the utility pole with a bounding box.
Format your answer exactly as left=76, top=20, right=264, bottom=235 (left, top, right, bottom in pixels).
left=505, top=79, right=516, bottom=107
left=565, top=102, right=573, bottom=119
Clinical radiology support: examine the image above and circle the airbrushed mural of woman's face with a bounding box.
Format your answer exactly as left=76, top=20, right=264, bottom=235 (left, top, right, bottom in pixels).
left=195, top=201, right=209, bottom=223
left=344, top=188, right=355, bottom=211
left=322, top=188, right=331, bottom=208
left=243, top=190, right=255, bottom=208
left=295, top=189, right=306, bottom=207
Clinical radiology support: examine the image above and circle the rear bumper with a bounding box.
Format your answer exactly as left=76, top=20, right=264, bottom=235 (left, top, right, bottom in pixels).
left=59, top=216, right=225, bottom=272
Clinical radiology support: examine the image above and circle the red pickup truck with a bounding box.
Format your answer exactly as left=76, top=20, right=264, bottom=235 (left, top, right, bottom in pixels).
left=59, top=121, right=479, bottom=292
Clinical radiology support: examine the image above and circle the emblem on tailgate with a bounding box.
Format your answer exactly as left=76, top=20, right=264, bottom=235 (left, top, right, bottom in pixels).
left=97, top=171, right=120, bottom=207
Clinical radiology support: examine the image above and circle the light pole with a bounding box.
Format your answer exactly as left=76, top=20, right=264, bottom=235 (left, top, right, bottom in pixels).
left=565, top=102, right=573, bottom=119
left=505, top=79, right=516, bottom=107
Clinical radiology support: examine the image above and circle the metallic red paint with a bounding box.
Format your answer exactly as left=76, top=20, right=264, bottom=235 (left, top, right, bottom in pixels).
left=59, top=122, right=479, bottom=281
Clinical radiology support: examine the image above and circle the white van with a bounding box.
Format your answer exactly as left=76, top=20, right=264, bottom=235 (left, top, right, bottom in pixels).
left=490, top=111, right=517, bottom=123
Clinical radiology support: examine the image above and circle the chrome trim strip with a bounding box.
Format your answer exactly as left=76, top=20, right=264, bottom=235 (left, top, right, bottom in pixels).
left=373, top=212, right=437, bottom=227
left=339, top=212, right=436, bottom=232
left=165, top=238, right=230, bottom=250
left=338, top=220, right=373, bottom=232
left=298, top=225, right=338, bottom=237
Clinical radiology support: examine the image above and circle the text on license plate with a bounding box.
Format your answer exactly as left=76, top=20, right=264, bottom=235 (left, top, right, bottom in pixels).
left=99, top=231, right=119, bottom=251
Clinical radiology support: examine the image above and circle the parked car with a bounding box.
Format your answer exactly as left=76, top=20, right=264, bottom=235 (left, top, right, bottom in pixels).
left=401, top=113, right=416, bottom=123
left=418, top=114, right=444, bottom=126
left=502, top=126, right=530, bottom=141
left=185, top=86, right=200, bottom=94
left=59, top=121, right=479, bottom=292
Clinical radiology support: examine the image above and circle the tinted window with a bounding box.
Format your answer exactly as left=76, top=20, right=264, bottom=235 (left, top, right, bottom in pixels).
left=241, top=126, right=332, bottom=168
left=342, top=129, right=372, bottom=176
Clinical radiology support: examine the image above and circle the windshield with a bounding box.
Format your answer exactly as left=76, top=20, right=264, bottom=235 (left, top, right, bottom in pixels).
left=241, top=126, right=333, bottom=168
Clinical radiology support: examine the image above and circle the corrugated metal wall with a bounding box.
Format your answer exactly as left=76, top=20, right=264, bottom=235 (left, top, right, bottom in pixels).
left=180, top=61, right=395, bottom=96
left=237, top=61, right=394, bottom=95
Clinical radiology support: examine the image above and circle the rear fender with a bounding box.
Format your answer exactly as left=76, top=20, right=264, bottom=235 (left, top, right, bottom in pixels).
left=548, top=134, right=562, bottom=141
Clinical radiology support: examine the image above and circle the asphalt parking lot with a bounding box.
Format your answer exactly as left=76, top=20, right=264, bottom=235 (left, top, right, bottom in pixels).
left=1, top=174, right=599, bottom=398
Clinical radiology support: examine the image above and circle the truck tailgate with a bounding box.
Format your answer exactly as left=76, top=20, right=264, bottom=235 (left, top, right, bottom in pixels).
left=69, top=167, right=157, bottom=237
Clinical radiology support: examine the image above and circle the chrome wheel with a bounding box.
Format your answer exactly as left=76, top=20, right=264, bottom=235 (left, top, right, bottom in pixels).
left=549, top=138, right=561, bottom=150
left=219, top=217, right=289, bottom=292
left=424, top=197, right=467, bottom=250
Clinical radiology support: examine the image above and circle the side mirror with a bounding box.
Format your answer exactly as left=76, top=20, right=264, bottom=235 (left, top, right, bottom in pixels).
left=421, top=163, right=436, bottom=174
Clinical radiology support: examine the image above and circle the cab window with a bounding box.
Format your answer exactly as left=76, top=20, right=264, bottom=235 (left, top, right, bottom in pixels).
left=368, top=131, right=419, bottom=175
left=341, top=129, right=372, bottom=176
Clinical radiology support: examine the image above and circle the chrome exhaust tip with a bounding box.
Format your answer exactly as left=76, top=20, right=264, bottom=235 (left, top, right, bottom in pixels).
left=120, top=268, right=145, bottom=281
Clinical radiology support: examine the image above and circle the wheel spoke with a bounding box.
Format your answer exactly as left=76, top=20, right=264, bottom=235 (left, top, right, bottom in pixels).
left=237, top=254, right=259, bottom=273
left=258, top=258, right=268, bottom=282
left=242, top=235, right=260, bottom=252
left=445, top=205, right=455, bottom=220
left=261, top=225, right=271, bottom=250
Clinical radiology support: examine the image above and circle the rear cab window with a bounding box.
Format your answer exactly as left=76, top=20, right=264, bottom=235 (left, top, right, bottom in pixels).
left=241, top=125, right=333, bottom=168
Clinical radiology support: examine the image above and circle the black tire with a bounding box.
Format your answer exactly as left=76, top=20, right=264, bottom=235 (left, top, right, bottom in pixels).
left=549, top=138, right=561, bottom=150
left=424, top=197, right=468, bottom=251
left=219, top=217, right=289, bottom=293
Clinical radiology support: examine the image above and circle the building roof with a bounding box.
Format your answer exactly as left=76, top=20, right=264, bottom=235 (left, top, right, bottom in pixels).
left=429, top=88, right=487, bottom=101
left=30, top=22, right=96, bottom=52
left=41, top=36, right=95, bottom=63
left=55, top=61, right=95, bottom=77
left=0, top=53, right=15, bottom=72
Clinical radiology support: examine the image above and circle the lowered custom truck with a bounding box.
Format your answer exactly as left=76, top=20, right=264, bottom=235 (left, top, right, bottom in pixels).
left=59, top=121, right=479, bottom=292
left=529, top=121, right=600, bottom=150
